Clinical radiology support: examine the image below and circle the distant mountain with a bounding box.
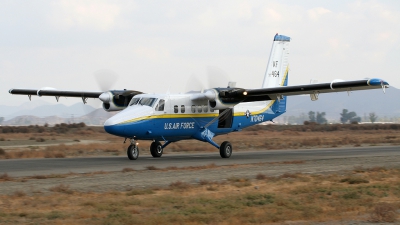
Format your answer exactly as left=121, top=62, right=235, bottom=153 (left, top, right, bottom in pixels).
left=281, top=87, right=400, bottom=122
left=0, top=100, right=52, bottom=119
left=1, top=102, right=96, bottom=120
left=3, top=109, right=117, bottom=126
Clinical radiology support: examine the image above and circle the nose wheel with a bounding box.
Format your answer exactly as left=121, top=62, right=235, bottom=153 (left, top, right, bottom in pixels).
left=150, top=141, right=163, bottom=157
left=127, top=139, right=139, bottom=160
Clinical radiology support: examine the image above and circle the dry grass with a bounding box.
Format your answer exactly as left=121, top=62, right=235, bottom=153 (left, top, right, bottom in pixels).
left=48, top=184, right=74, bottom=194
left=1, top=167, right=400, bottom=224
left=169, top=181, right=192, bottom=190
left=1, top=124, right=400, bottom=159
left=369, top=202, right=398, bottom=222
left=0, top=173, right=13, bottom=181
left=146, top=166, right=159, bottom=170
left=121, top=167, right=135, bottom=173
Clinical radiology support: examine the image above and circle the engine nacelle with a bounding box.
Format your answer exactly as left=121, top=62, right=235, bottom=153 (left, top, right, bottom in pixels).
left=102, top=102, right=127, bottom=112
left=208, top=88, right=247, bottom=110
left=208, top=98, right=237, bottom=110
left=99, top=91, right=138, bottom=112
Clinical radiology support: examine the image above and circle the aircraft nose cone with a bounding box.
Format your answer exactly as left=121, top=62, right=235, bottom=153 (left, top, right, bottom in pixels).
left=104, top=124, right=126, bottom=137
left=104, top=117, right=126, bottom=137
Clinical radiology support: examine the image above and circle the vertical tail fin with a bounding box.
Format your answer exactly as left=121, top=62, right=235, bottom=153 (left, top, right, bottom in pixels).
left=262, top=34, right=290, bottom=88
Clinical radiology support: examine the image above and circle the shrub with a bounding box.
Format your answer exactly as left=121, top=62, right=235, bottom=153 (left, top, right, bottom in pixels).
left=256, top=173, right=267, bottom=180
left=146, top=166, right=159, bottom=170
left=46, top=211, right=65, bottom=220
left=169, top=181, right=191, bottom=190
left=342, top=191, right=360, bottom=200
left=370, top=203, right=397, bottom=222
left=0, top=173, right=13, bottom=181
left=122, top=168, right=135, bottom=173
left=49, top=184, right=73, bottom=194
left=340, top=177, right=369, bottom=184
left=13, top=190, right=26, bottom=197
left=126, top=189, right=154, bottom=196
left=35, top=138, right=45, bottom=142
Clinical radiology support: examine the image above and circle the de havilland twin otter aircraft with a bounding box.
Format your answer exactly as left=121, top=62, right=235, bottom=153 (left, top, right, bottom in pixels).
left=9, top=34, right=389, bottom=160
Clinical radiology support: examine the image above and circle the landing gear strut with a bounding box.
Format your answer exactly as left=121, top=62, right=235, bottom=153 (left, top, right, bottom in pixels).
left=127, top=139, right=139, bottom=160
left=150, top=141, right=163, bottom=157
left=219, top=141, right=232, bottom=158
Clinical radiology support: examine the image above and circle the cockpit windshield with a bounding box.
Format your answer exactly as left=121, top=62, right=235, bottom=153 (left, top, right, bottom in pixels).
left=139, top=98, right=156, bottom=107
left=129, top=98, right=140, bottom=106
left=129, top=97, right=157, bottom=107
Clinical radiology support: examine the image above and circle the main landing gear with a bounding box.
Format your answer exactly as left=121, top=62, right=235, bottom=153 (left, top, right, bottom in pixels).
left=150, top=141, right=163, bottom=157
left=219, top=141, right=232, bottom=158
left=125, top=138, right=231, bottom=160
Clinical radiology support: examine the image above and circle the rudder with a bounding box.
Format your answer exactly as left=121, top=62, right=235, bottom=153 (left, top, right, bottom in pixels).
left=262, top=34, right=290, bottom=88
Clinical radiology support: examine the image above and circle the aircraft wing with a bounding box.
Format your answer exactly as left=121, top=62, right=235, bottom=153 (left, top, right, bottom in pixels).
left=9, top=88, right=143, bottom=106
left=9, top=89, right=103, bottom=98
left=242, top=78, right=389, bottom=102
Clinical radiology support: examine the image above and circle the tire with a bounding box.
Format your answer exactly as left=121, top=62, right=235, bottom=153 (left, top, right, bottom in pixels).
left=150, top=141, right=163, bottom=158
left=219, top=141, right=232, bottom=158
left=127, top=145, right=139, bottom=160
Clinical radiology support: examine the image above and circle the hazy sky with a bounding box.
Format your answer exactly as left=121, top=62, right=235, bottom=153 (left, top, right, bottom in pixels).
left=1, top=0, right=399, bottom=106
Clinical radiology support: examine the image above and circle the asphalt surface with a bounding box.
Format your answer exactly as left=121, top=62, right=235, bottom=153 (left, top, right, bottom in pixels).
left=0, top=146, right=399, bottom=177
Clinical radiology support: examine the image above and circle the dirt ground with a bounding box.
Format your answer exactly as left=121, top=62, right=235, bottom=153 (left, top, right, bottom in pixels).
left=0, top=123, right=400, bottom=224
left=1, top=123, right=400, bottom=158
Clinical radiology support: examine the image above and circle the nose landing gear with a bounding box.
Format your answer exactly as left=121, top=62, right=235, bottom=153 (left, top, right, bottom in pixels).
left=127, top=139, right=139, bottom=160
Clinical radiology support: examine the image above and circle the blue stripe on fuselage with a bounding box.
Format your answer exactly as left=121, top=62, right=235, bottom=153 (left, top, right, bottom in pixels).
left=104, top=108, right=282, bottom=141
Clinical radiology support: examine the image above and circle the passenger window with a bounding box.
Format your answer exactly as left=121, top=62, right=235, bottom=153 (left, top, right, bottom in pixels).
left=181, top=105, right=185, bottom=113
left=174, top=105, right=178, bottom=113
left=203, top=105, right=208, bottom=113
left=156, top=99, right=165, bottom=111
left=191, top=105, right=196, bottom=113
left=197, top=105, right=202, bottom=113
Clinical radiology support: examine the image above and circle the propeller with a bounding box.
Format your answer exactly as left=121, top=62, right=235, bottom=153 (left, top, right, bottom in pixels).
left=206, top=66, right=230, bottom=89
left=85, top=69, right=120, bottom=124
left=94, top=69, right=118, bottom=92
left=185, top=66, right=232, bottom=93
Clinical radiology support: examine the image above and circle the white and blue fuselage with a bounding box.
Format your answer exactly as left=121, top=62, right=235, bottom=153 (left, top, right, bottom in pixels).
left=104, top=92, right=287, bottom=145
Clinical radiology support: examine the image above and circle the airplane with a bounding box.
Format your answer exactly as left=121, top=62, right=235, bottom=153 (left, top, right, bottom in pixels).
left=9, top=34, right=389, bottom=161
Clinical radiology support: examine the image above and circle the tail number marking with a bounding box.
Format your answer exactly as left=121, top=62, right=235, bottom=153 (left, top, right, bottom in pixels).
left=270, top=71, right=279, bottom=77
left=250, top=115, right=264, bottom=123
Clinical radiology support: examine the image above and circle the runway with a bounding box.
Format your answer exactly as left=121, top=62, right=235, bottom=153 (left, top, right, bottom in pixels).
left=1, top=146, right=399, bottom=177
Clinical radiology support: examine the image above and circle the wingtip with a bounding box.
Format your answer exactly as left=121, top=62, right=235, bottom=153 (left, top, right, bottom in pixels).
left=368, top=78, right=389, bottom=87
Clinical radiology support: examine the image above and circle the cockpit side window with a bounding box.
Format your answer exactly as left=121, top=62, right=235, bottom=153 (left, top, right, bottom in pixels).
left=129, top=98, right=140, bottom=106
left=139, top=98, right=156, bottom=107
left=155, top=99, right=165, bottom=111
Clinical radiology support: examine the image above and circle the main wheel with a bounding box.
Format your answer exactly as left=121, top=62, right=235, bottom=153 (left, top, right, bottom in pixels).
left=127, top=144, right=139, bottom=160
left=219, top=141, right=232, bottom=158
left=150, top=141, right=163, bottom=158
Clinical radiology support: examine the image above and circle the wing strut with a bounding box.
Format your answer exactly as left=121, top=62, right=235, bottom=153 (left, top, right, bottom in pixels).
left=82, top=97, right=88, bottom=104
left=381, top=81, right=386, bottom=94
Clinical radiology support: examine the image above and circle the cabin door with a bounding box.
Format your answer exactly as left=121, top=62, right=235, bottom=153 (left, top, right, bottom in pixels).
left=217, top=108, right=233, bottom=128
